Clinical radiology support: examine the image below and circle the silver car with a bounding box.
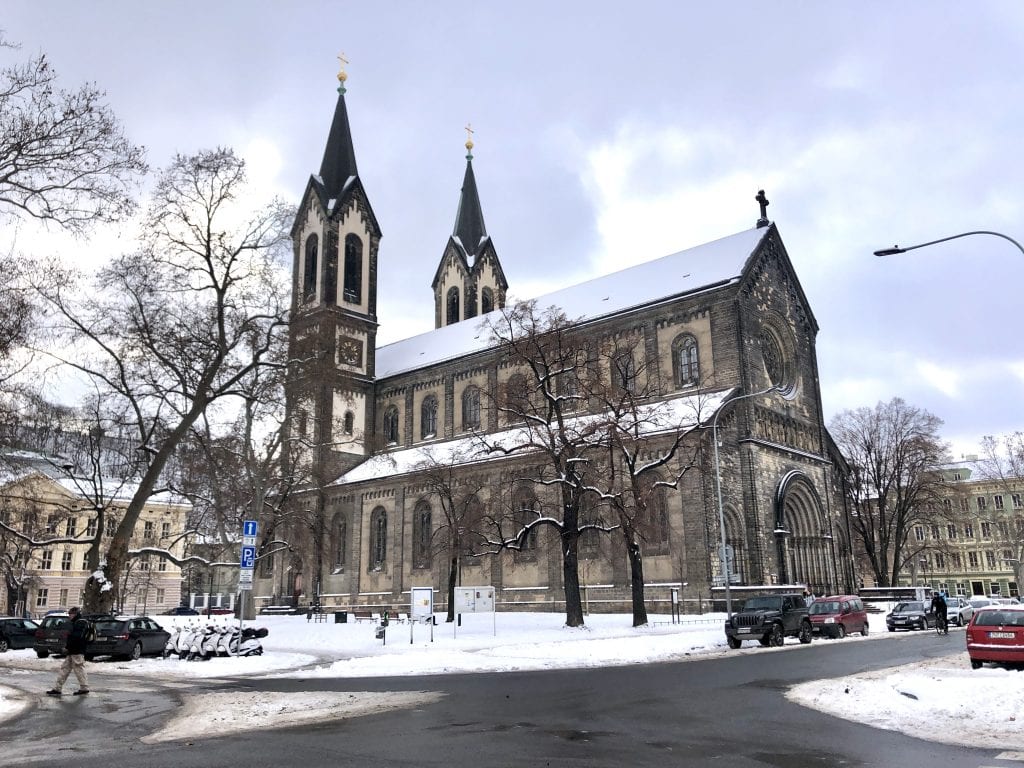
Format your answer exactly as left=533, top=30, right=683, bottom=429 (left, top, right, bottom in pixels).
left=943, top=595, right=974, bottom=627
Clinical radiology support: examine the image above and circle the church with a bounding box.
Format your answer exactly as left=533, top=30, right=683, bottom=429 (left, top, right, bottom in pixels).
left=252, top=64, right=855, bottom=615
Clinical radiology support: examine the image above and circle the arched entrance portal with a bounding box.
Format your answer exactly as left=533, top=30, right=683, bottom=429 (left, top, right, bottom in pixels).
left=289, top=555, right=304, bottom=608
left=774, top=471, right=834, bottom=594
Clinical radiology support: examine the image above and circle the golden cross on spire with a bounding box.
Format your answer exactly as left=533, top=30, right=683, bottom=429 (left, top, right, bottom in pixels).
left=464, top=123, right=475, bottom=154
left=336, top=51, right=349, bottom=93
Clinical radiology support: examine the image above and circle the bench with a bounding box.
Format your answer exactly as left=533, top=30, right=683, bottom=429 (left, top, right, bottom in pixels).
left=307, top=611, right=328, bottom=623
left=352, top=610, right=375, bottom=623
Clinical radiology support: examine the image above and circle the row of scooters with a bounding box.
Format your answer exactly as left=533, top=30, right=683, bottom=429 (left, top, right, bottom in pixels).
left=163, top=622, right=269, bottom=660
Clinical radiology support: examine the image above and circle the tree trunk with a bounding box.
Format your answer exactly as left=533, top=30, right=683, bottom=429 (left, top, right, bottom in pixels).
left=627, top=538, right=648, bottom=627
left=562, top=531, right=584, bottom=627
left=446, top=555, right=458, bottom=623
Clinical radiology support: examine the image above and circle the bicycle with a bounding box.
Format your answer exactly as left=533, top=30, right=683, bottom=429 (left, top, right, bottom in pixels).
left=935, top=614, right=949, bottom=635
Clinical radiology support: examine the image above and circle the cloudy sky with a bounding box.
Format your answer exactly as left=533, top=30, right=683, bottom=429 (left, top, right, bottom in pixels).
left=4, top=1, right=1023, bottom=457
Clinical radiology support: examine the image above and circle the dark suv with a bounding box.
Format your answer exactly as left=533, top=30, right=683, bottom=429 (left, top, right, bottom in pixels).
left=86, top=616, right=171, bottom=661
left=32, top=612, right=112, bottom=658
left=0, top=616, right=39, bottom=652
left=724, top=593, right=813, bottom=648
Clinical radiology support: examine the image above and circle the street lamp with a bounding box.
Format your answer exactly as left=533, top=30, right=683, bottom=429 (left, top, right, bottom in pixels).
left=874, top=230, right=1024, bottom=258
left=712, top=384, right=784, bottom=618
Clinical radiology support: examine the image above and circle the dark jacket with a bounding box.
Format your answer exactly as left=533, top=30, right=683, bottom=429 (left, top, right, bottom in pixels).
left=65, top=616, right=91, bottom=655
left=930, top=594, right=947, bottom=617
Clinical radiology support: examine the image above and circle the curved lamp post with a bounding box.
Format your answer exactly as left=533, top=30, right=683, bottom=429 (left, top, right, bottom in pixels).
left=874, top=230, right=1024, bottom=258
left=711, top=385, right=784, bottom=618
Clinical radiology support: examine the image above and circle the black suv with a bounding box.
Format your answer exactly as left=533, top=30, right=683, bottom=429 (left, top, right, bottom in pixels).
left=0, top=616, right=39, bottom=652
left=724, top=593, right=813, bottom=648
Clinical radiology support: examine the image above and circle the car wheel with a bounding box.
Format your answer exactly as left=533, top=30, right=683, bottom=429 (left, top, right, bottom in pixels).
left=727, top=636, right=742, bottom=649
left=798, top=622, right=812, bottom=644
left=84, top=654, right=95, bottom=662
left=0, top=638, right=9, bottom=653
left=971, top=659, right=983, bottom=670
left=861, top=623, right=869, bottom=636
left=36, top=650, right=49, bottom=658
left=769, top=624, right=785, bottom=647
left=887, top=626, right=894, bottom=632
left=758, top=636, right=771, bottom=647
left=954, top=614, right=963, bottom=627
left=129, top=642, right=142, bottom=661
left=836, top=624, right=846, bottom=640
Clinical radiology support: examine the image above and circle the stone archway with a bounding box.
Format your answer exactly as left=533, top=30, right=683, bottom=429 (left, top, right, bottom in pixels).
left=774, top=471, right=833, bottom=592
left=289, top=555, right=304, bottom=607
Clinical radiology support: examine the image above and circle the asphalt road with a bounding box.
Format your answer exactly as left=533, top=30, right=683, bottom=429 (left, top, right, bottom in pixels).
left=0, top=631, right=1007, bottom=767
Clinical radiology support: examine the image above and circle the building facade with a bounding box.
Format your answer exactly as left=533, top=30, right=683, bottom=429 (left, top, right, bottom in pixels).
left=259, top=67, right=854, bottom=614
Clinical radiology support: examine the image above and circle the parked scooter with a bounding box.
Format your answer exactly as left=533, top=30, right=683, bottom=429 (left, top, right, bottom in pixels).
left=230, top=625, right=268, bottom=657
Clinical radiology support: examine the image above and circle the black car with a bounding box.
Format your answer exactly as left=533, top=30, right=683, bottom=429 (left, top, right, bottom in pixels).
left=163, top=605, right=199, bottom=616
left=0, top=616, right=39, bottom=652
left=32, top=612, right=113, bottom=657
left=85, top=616, right=171, bottom=661
left=885, top=601, right=936, bottom=631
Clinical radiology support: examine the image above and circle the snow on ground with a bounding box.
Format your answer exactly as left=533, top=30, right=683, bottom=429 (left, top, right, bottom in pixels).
left=1, top=608, right=1021, bottom=748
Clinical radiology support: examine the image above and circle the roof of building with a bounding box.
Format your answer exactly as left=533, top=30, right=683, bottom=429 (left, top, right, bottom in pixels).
left=377, top=226, right=769, bottom=379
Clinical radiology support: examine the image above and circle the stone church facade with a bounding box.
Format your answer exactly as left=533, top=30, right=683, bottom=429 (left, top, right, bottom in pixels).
left=253, top=68, right=855, bottom=614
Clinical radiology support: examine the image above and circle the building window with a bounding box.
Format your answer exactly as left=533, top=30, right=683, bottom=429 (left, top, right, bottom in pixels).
left=158, top=558, right=167, bottom=572
left=503, top=373, right=529, bottom=421
left=81, top=554, right=89, bottom=570
left=383, top=406, right=400, bottom=445
left=139, top=556, right=150, bottom=571
left=446, top=287, right=460, bottom=325
left=462, top=386, right=481, bottom=431
left=934, top=552, right=945, bottom=569
left=343, top=410, right=354, bottom=436
left=968, top=551, right=979, bottom=569
left=964, top=523, right=974, bottom=539
left=303, top=233, right=318, bottom=300
left=977, top=497, right=987, bottom=512
left=914, top=525, right=925, bottom=542
left=370, top=507, right=387, bottom=570
left=481, top=287, right=494, bottom=314
left=512, top=488, right=539, bottom=556
left=413, top=500, right=432, bottom=569
left=578, top=500, right=605, bottom=559
left=343, top=234, right=362, bottom=304
left=981, top=521, right=992, bottom=538
left=156, top=588, right=165, bottom=604
left=947, top=524, right=957, bottom=539
left=421, top=395, right=438, bottom=439
left=65, top=518, right=77, bottom=537
left=951, top=552, right=962, bottom=568
left=61, top=551, right=73, bottom=571
left=332, top=513, right=347, bottom=571
left=59, top=588, right=69, bottom=606
left=41, top=550, right=53, bottom=570
left=1013, top=494, right=1022, bottom=510
left=106, top=517, right=118, bottom=537
left=642, top=479, right=671, bottom=553
left=1000, top=521, right=1011, bottom=537
left=35, top=589, right=48, bottom=608
left=994, top=495, right=1004, bottom=511
left=959, top=497, right=969, bottom=511
left=931, top=525, right=940, bottom=540
left=613, top=350, right=636, bottom=394
left=558, top=369, right=581, bottom=411
left=672, top=333, right=700, bottom=388
left=323, top=230, right=338, bottom=304
left=86, top=518, right=97, bottom=537
left=144, top=520, right=155, bottom=539
left=986, top=551, right=997, bottom=569
left=46, top=515, right=59, bottom=534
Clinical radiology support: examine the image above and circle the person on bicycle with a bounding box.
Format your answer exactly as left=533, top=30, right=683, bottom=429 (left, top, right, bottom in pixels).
left=930, top=590, right=948, bottom=632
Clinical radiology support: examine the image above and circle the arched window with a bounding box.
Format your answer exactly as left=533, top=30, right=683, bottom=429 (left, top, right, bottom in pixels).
left=323, top=230, right=338, bottom=304
left=446, top=287, right=460, bottom=325
left=421, top=395, right=438, bottom=439
left=413, top=500, right=432, bottom=569
left=343, top=234, right=362, bottom=304
left=332, top=512, right=347, bottom=571
left=461, top=386, right=481, bottom=431
left=640, top=476, right=670, bottom=553
left=343, top=410, right=354, bottom=436
left=503, top=373, right=529, bottom=422
left=613, top=350, right=636, bottom=394
left=383, top=405, right=400, bottom=445
left=303, top=234, right=318, bottom=300
left=370, top=507, right=387, bottom=570
left=465, top=288, right=478, bottom=319
left=481, top=287, right=494, bottom=314
left=512, top=487, right=539, bottom=556
left=672, top=334, right=700, bottom=388
left=579, top=498, right=604, bottom=559
left=558, top=367, right=581, bottom=411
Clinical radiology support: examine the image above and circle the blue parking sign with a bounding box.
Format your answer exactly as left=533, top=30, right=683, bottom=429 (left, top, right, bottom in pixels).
left=240, top=545, right=256, bottom=569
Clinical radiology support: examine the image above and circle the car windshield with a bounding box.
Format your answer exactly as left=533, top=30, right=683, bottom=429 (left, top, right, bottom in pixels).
left=894, top=602, right=923, bottom=613
left=742, top=596, right=782, bottom=611
left=94, top=620, right=124, bottom=633
left=973, top=610, right=1024, bottom=627
left=41, top=616, right=69, bottom=629
left=809, top=601, right=841, bottom=615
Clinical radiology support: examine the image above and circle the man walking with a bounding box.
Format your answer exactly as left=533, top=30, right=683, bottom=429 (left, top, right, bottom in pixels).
left=46, top=606, right=90, bottom=696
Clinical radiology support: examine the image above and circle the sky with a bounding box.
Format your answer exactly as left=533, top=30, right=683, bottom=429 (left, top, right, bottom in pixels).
left=0, top=610, right=1021, bottom=750
left=3, top=2, right=1023, bottom=458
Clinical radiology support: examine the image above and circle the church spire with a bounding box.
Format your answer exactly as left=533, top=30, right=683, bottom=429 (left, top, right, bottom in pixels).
left=318, top=54, right=359, bottom=200
left=452, top=124, right=488, bottom=258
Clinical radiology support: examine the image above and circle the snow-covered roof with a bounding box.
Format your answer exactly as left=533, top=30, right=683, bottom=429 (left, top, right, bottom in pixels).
left=376, top=227, right=767, bottom=379
left=336, top=388, right=731, bottom=485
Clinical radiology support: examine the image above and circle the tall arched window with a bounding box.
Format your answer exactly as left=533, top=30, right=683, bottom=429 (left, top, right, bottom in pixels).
left=303, top=234, right=319, bottom=300
left=461, top=385, right=481, bottom=430
left=343, top=234, right=362, bottom=304
left=421, top=395, right=438, bottom=439
left=640, top=476, right=670, bottom=553
left=370, top=507, right=387, bottom=570
left=383, top=405, right=400, bottom=445
left=512, top=487, right=539, bottom=556
left=503, top=373, right=529, bottom=422
left=343, top=410, right=354, bottom=436
left=446, top=287, right=460, bottom=325
left=579, top=498, right=604, bottom=559
left=613, top=350, right=636, bottom=394
left=331, top=512, right=347, bottom=571
left=672, top=333, right=700, bottom=388
left=481, top=287, right=494, bottom=314
left=413, top=500, right=432, bottom=569
left=323, top=230, right=338, bottom=304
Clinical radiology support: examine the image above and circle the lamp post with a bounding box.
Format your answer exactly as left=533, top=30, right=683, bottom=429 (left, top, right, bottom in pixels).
left=874, top=230, right=1024, bottom=258
left=712, top=385, right=784, bottom=618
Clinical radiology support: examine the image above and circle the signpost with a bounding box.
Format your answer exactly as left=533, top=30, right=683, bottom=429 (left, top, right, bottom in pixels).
left=238, top=520, right=257, bottom=632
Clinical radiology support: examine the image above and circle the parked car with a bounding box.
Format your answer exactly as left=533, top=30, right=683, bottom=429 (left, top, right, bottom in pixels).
left=943, top=595, right=974, bottom=627
left=807, top=595, right=869, bottom=639
left=163, top=606, right=199, bottom=616
left=966, top=605, right=1024, bottom=669
left=0, top=616, right=39, bottom=652
left=969, top=596, right=998, bottom=611
left=85, top=616, right=171, bottom=661
left=724, top=593, right=813, bottom=648
left=886, top=601, right=936, bottom=631
left=32, top=612, right=113, bottom=658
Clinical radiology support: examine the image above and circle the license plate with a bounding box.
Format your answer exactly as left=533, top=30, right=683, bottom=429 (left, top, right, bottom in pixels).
left=989, top=631, right=1016, bottom=639
left=97, top=636, right=109, bottom=641
left=738, top=627, right=752, bottom=634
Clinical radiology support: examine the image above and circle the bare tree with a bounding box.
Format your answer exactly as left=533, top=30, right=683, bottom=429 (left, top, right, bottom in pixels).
left=29, top=148, right=291, bottom=613
left=972, top=433, right=1024, bottom=589
left=0, top=34, right=147, bottom=233
left=830, top=398, right=949, bottom=587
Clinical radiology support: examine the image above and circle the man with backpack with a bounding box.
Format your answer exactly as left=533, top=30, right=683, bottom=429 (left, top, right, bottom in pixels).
left=46, top=606, right=91, bottom=696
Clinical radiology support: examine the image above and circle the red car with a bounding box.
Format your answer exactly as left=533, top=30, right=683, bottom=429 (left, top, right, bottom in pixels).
left=966, top=605, right=1024, bottom=669
left=807, top=595, right=869, bottom=639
